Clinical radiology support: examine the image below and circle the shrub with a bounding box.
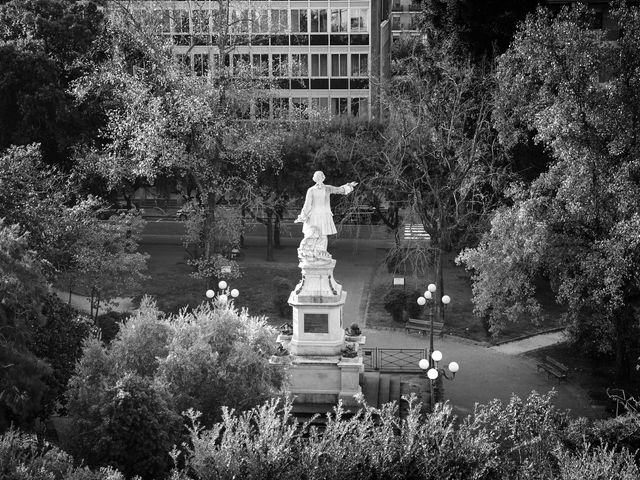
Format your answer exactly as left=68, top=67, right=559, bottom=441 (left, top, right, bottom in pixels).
left=0, top=428, right=125, bottom=480
left=383, top=289, right=422, bottom=322
left=272, top=276, right=293, bottom=318
left=383, top=289, right=408, bottom=322
left=95, top=311, right=128, bottom=344
left=26, top=295, right=95, bottom=414
left=66, top=296, right=285, bottom=476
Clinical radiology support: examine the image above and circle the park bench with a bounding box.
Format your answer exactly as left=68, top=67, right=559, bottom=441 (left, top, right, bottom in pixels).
left=536, top=356, right=569, bottom=382
left=405, top=318, right=443, bottom=337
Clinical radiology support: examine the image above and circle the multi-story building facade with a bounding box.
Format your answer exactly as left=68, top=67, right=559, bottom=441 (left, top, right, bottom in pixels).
left=389, top=0, right=420, bottom=37
left=140, top=0, right=391, bottom=120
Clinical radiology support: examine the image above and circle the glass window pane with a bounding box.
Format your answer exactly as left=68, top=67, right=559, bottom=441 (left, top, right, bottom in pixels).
left=331, top=9, right=347, bottom=32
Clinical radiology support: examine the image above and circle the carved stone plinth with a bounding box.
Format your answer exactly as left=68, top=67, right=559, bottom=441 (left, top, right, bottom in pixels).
left=270, top=254, right=366, bottom=409
left=285, top=355, right=363, bottom=407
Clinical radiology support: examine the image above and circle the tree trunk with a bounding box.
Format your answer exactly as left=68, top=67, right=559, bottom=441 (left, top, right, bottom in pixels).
left=204, top=192, right=217, bottom=261
left=614, top=306, right=633, bottom=386
left=266, top=210, right=274, bottom=261
left=434, top=247, right=444, bottom=326
left=274, top=215, right=281, bottom=249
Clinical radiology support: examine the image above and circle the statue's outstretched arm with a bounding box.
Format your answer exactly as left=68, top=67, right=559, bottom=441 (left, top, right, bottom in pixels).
left=326, top=182, right=358, bottom=195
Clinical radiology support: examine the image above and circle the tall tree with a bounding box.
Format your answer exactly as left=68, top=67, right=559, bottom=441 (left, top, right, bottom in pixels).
left=422, top=0, right=540, bottom=60
left=0, top=0, right=106, bottom=167
left=363, top=36, right=507, bottom=318
left=458, top=3, right=640, bottom=383
left=73, top=1, right=287, bottom=284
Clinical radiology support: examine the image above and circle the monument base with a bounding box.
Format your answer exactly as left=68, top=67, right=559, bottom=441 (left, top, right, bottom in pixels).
left=285, top=355, right=363, bottom=407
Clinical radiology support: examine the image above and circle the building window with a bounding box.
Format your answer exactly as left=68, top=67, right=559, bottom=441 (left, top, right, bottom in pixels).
left=291, top=53, right=309, bottom=76
left=255, top=98, right=270, bottom=119
left=252, top=53, right=269, bottom=76
left=192, top=10, right=209, bottom=34
left=292, top=97, right=309, bottom=117
left=272, top=53, right=288, bottom=77
left=271, top=9, right=288, bottom=32
left=291, top=9, right=308, bottom=33
left=331, top=97, right=349, bottom=116
left=252, top=9, right=269, bottom=33
left=331, top=54, right=348, bottom=77
left=310, top=9, right=327, bottom=32
left=233, top=54, right=250, bottom=74
left=311, top=54, right=328, bottom=77
left=273, top=98, right=289, bottom=118
left=331, top=9, right=348, bottom=32
left=391, top=14, right=401, bottom=30
left=174, top=10, right=190, bottom=34
left=311, top=98, right=329, bottom=113
left=351, top=54, right=368, bottom=77
left=351, top=97, right=368, bottom=117
left=160, top=10, right=171, bottom=34
left=231, top=9, right=250, bottom=34
left=193, top=53, right=209, bottom=76
left=350, top=9, right=368, bottom=33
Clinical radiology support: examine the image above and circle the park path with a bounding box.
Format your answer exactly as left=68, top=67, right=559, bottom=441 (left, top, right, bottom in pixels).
left=490, top=331, right=566, bottom=355
left=53, top=289, right=135, bottom=315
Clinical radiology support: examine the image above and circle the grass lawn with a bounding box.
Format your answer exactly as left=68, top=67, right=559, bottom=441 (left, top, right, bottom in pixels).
left=365, top=251, right=564, bottom=344
left=129, top=244, right=299, bottom=326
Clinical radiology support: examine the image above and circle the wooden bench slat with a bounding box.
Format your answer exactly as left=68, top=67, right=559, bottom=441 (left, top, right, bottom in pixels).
left=536, top=356, right=568, bottom=382
left=405, top=318, right=444, bottom=335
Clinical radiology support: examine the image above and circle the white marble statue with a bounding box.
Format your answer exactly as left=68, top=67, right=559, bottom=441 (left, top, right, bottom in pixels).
left=295, top=171, right=357, bottom=260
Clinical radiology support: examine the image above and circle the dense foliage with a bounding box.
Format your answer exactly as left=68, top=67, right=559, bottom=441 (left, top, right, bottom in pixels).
left=6, top=392, right=640, bottom=480
left=458, top=3, right=640, bottom=383
left=0, top=0, right=106, bottom=167
left=65, top=298, right=285, bottom=478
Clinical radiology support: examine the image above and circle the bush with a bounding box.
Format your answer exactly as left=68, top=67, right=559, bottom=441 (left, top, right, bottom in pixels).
left=383, top=289, right=408, bottom=322
left=66, top=296, right=285, bottom=476
left=272, top=276, right=293, bottom=318
left=95, top=311, right=128, bottom=344
left=26, top=295, right=95, bottom=414
left=0, top=428, right=125, bottom=480
left=383, top=289, right=422, bottom=322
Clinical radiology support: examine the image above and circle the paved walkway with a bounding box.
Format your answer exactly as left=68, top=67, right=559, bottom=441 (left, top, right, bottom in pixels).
left=363, top=328, right=605, bottom=420
left=53, top=289, right=135, bottom=315
left=490, top=331, right=566, bottom=355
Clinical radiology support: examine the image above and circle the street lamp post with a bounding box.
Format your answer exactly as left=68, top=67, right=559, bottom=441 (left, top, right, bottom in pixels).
left=205, top=280, right=239, bottom=305
left=416, top=285, right=457, bottom=410
left=418, top=349, right=459, bottom=408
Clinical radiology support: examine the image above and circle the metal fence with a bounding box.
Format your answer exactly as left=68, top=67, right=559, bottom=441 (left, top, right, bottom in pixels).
left=362, top=348, right=428, bottom=372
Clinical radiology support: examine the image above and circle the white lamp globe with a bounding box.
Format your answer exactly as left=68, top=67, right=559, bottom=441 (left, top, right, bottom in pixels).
left=218, top=294, right=228, bottom=304
left=230, top=288, right=239, bottom=298
left=205, top=289, right=215, bottom=299
left=428, top=283, right=436, bottom=293
left=424, top=291, right=432, bottom=300
left=431, top=350, right=443, bottom=362
left=417, top=297, right=426, bottom=306
left=441, top=295, right=451, bottom=305
left=427, top=368, right=439, bottom=380
left=218, top=280, right=228, bottom=290
left=448, top=362, right=459, bottom=373
left=418, top=358, right=430, bottom=370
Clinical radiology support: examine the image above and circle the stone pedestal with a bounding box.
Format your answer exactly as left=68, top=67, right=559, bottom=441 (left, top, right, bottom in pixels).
left=271, top=257, right=366, bottom=408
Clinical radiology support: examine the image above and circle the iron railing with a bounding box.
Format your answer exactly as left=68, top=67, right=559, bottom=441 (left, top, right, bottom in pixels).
left=362, top=348, right=427, bottom=372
